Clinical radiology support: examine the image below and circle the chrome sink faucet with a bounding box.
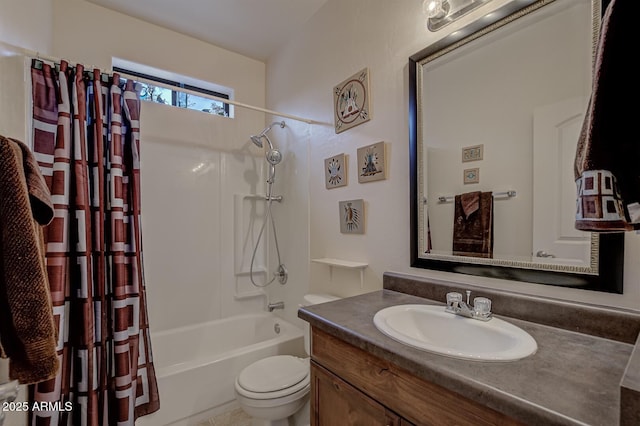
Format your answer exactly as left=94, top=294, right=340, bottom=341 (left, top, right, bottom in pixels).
left=445, top=290, right=492, bottom=321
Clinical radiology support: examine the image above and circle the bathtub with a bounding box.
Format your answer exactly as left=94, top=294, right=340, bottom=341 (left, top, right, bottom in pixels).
left=137, top=313, right=305, bottom=426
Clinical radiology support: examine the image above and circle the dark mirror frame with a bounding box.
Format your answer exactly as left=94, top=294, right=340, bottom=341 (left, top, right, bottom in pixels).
left=409, top=0, right=623, bottom=293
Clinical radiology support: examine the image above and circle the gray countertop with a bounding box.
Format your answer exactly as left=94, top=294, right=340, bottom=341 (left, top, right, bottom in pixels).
left=299, top=289, right=635, bottom=426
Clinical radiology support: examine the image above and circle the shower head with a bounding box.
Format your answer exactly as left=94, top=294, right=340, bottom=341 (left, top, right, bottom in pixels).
left=250, top=121, right=286, bottom=148
left=250, top=134, right=263, bottom=148
left=265, top=149, right=282, bottom=184
left=250, top=121, right=285, bottom=185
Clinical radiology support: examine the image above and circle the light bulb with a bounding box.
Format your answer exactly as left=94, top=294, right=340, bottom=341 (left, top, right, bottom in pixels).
left=423, top=0, right=446, bottom=19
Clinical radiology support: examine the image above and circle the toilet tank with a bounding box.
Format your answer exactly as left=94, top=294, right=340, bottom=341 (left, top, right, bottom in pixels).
left=301, top=293, right=341, bottom=355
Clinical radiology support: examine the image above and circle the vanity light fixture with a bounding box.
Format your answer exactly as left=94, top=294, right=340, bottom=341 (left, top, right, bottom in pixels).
left=423, top=0, right=448, bottom=19
left=424, top=0, right=493, bottom=32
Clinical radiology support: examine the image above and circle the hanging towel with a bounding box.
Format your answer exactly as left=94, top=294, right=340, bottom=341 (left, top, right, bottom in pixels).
left=0, top=135, right=59, bottom=384
left=453, top=191, right=493, bottom=258
left=574, top=0, right=639, bottom=231
left=425, top=214, right=433, bottom=253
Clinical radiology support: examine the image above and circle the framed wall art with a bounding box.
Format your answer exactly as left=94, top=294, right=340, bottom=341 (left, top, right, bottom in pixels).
left=462, top=144, right=484, bottom=162
left=357, top=141, right=386, bottom=183
left=339, top=199, right=365, bottom=234
left=463, top=167, right=480, bottom=184
left=333, top=68, right=371, bottom=134
left=324, top=153, right=347, bottom=189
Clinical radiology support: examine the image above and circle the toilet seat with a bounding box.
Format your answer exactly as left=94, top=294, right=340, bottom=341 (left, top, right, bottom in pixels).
left=235, top=356, right=310, bottom=400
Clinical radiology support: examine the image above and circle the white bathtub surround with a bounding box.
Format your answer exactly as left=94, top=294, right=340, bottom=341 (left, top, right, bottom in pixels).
left=139, top=103, right=313, bottom=333
left=136, top=313, right=304, bottom=426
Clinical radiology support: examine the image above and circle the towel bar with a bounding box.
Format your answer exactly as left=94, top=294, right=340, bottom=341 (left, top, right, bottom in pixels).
left=435, top=190, right=516, bottom=204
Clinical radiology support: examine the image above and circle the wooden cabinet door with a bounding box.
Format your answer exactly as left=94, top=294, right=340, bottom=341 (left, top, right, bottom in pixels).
left=311, top=328, right=523, bottom=426
left=311, top=361, right=400, bottom=426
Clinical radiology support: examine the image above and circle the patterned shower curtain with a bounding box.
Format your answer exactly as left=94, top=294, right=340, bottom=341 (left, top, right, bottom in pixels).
left=29, top=60, right=160, bottom=425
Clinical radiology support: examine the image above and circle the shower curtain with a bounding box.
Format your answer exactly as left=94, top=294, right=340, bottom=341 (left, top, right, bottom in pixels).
left=29, top=60, right=159, bottom=425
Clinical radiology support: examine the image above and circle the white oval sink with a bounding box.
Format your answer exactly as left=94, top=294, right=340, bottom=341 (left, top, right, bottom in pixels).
left=373, top=304, right=537, bottom=362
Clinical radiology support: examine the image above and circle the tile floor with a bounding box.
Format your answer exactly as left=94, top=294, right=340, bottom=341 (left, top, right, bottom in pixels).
left=197, top=408, right=251, bottom=426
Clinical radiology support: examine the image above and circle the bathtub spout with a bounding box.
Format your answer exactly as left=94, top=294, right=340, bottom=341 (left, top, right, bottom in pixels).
left=268, top=301, right=285, bottom=312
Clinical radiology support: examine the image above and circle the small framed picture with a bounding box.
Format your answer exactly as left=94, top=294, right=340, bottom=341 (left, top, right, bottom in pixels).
left=357, top=141, right=386, bottom=183
left=339, top=199, right=365, bottom=234
left=324, top=154, right=347, bottom=189
left=463, top=168, right=480, bottom=184
left=462, top=144, right=484, bottom=162
left=333, top=68, right=371, bottom=134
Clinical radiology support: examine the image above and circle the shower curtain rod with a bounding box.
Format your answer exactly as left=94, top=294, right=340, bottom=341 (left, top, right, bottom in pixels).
left=114, top=70, right=319, bottom=124
left=2, top=41, right=320, bottom=125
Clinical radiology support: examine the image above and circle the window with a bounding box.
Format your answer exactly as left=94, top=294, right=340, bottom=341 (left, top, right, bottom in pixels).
left=112, top=62, right=232, bottom=117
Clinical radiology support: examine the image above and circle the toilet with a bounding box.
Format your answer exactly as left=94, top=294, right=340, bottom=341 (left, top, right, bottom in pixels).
left=234, top=293, right=340, bottom=426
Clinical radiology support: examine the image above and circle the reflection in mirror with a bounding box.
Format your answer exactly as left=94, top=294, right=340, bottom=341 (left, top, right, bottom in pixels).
left=409, top=0, right=624, bottom=292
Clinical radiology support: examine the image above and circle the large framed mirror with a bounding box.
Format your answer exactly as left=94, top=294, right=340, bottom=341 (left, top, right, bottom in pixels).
left=409, top=0, right=624, bottom=292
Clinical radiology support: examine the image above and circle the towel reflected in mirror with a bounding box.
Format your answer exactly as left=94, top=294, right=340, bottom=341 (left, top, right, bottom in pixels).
left=453, top=191, right=494, bottom=258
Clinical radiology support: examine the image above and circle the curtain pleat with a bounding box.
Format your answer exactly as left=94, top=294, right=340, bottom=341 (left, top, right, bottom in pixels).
left=29, top=60, right=160, bottom=425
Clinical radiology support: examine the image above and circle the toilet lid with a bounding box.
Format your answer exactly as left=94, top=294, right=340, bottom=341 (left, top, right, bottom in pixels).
left=238, top=356, right=308, bottom=393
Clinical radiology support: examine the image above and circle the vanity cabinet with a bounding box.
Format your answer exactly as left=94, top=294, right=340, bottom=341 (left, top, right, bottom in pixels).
left=310, top=328, right=524, bottom=426
left=311, top=362, right=405, bottom=426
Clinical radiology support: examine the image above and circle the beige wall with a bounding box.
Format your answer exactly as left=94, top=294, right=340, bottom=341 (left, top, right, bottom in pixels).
left=0, top=0, right=53, bottom=143
left=0, top=0, right=53, bottom=53
left=266, top=0, right=640, bottom=310
left=0, top=2, right=53, bottom=420
left=52, top=0, right=265, bottom=113
left=0, top=54, right=30, bottom=143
